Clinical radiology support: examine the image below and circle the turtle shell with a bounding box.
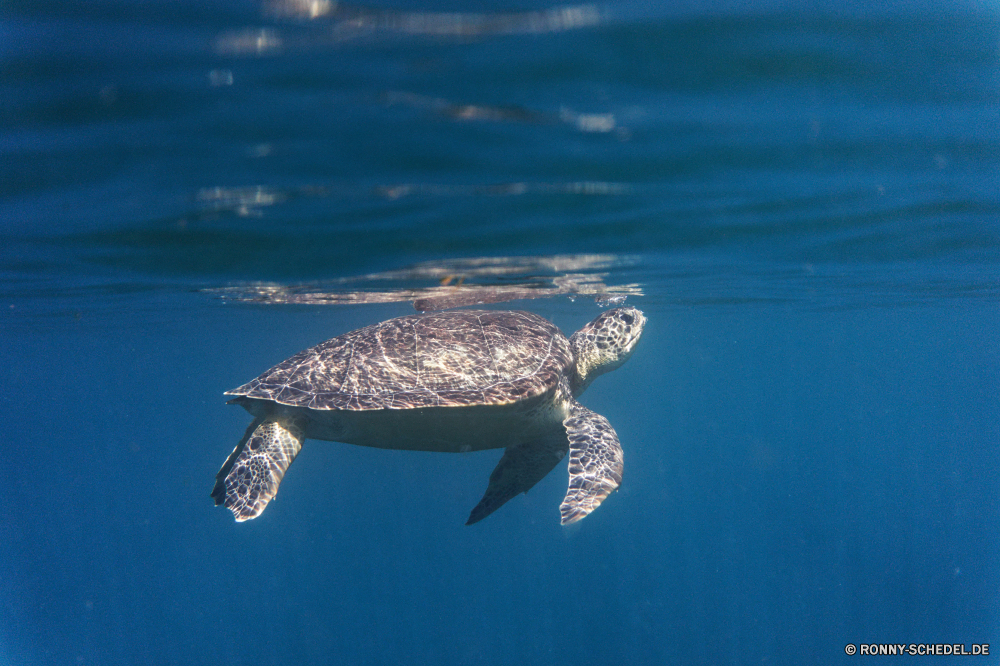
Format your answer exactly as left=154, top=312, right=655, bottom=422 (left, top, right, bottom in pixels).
left=226, top=310, right=573, bottom=410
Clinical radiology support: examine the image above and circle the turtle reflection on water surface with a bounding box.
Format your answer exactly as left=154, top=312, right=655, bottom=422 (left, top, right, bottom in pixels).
left=212, top=307, right=645, bottom=525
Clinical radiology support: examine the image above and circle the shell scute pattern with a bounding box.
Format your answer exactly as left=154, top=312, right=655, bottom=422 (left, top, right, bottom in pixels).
left=226, top=310, right=573, bottom=410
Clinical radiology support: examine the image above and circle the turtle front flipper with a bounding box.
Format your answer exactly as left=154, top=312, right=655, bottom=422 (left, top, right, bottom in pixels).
left=559, top=402, right=624, bottom=525
left=466, top=432, right=568, bottom=525
left=212, top=418, right=304, bottom=521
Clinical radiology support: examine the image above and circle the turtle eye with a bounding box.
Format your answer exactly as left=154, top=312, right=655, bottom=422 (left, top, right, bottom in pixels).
left=620, top=312, right=634, bottom=325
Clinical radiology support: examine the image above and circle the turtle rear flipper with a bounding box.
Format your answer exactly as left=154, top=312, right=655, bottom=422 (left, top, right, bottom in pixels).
left=466, top=432, right=568, bottom=525
left=212, top=418, right=304, bottom=521
left=559, top=402, right=623, bottom=525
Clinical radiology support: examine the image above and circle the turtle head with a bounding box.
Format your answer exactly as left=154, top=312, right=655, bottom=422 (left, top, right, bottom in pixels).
left=569, top=306, right=645, bottom=395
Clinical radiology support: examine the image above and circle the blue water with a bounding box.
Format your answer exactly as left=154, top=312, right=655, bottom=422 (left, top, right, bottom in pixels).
left=3, top=0, right=999, bottom=664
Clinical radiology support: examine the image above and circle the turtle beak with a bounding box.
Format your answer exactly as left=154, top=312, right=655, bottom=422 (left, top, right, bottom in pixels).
left=618, top=307, right=645, bottom=353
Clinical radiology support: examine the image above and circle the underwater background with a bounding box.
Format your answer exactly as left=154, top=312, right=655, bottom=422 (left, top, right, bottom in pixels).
left=3, top=0, right=999, bottom=663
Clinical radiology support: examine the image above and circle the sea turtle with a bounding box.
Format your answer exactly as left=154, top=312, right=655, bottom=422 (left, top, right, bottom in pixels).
left=212, top=306, right=645, bottom=525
